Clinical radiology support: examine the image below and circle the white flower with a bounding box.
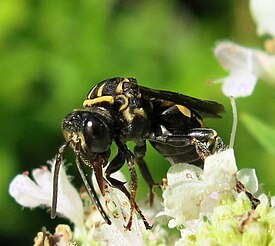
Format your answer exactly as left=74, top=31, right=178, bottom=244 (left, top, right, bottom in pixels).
left=160, top=164, right=206, bottom=228
left=214, top=41, right=275, bottom=97
left=175, top=219, right=204, bottom=244
left=138, top=195, right=164, bottom=226
left=9, top=160, right=84, bottom=227
left=160, top=149, right=238, bottom=228
left=91, top=184, right=145, bottom=246
left=142, top=224, right=169, bottom=246
left=250, top=0, right=275, bottom=38
left=72, top=170, right=156, bottom=246
left=93, top=218, right=145, bottom=246
left=204, top=148, right=238, bottom=190
left=271, top=196, right=275, bottom=208
left=237, top=168, right=259, bottom=194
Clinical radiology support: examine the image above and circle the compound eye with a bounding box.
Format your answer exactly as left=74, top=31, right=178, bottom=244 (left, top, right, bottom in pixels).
left=84, top=117, right=111, bottom=153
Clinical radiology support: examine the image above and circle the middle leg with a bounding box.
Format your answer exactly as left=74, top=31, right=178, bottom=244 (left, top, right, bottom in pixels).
left=134, top=141, right=155, bottom=205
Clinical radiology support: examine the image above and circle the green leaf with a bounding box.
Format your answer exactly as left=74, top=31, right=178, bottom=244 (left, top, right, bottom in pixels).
left=241, top=113, right=275, bottom=156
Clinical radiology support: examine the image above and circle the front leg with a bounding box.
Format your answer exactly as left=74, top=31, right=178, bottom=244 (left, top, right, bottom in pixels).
left=75, top=156, right=111, bottom=225
left=105, top=151, right=152, bottom=230
left=115, top=139, right=138, bottom=230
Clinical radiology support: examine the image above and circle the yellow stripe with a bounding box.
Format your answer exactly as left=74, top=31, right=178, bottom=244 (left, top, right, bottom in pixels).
left=121, top=78, right=130, bottom=83
left=116, top=95, right=129, bottom=111
left=116, top=81, right=124, bottom=94
left=123, top=107, right=134, bottom=122
left=83, top=96, right=114, bottom=107
left=134, top=108, right=146, bottom=117
left=176, top=105, right=191, bottom=118
left=87, top=85, right=97, bottom=99
left=159, top=100, right=174, bottom=107
left=97, top=82, right=106, bottom=97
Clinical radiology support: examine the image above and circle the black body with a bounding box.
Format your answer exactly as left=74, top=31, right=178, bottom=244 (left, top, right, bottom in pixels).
left=51, top=77, right=225, bottom=229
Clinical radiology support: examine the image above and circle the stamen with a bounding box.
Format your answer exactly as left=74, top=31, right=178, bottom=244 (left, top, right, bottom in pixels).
left=229, top=96, right=238, bottom=148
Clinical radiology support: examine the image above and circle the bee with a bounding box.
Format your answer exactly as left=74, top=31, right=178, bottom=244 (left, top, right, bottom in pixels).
left=51, top=77, right=224, bottom=229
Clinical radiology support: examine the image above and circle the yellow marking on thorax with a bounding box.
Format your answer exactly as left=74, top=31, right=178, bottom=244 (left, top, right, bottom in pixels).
left=134, top=108, right=146, bottom=117
left=121, top=78, right=130, bottom=83
left=116, top=95, right=129, bottom=111
left=97, top=82, right=106, bottom=97
left=123, top=107, right=134, bottom=122
left=116, top=81, right=124, bottom=94
left=176, top=105, right=191, bottom=118
left=87, top=85, right=97, bottom=99
left=83, top=96, right=114, bottom=107
left=123, top=107, right=146, bottom=123
left=159, top=100, right=174, bottom=107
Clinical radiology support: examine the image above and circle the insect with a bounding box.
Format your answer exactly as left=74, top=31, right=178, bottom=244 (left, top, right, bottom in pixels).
left=51, top=77, right=225, bottom=230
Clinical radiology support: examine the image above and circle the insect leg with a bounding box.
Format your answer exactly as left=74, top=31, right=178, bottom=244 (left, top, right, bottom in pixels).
left=51, top=141, right=70, bottom=219
left=148, top=128, right=224, bottom=160
left=74, top=149, right=111, bottom=225
left=134, top=141, right=155, bottom=206
left=115, top=139, right=138, bottom=230
left=149, top=128, right=222, bottom=146
left=187, top=128, right=224, bottom=150
left=105, top=151, right=126, bottom=179
left=187, top=128, right=225, bottom=158
left=235, top=180, right=260, bottom=209
left=148, top=132, right=194, bottom=147
left=105, top=152, right=152, bottom=230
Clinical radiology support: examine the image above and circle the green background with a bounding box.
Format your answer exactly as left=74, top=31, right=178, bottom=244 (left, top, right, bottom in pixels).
left=1, top=0, right=274, bottom=245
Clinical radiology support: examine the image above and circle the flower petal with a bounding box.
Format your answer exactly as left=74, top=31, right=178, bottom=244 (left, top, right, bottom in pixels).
left=9, top=172, right=50, bottom=207
left=91, top=184, right=145, bottom=246
left=250, top=0, right=275, bottom=37
left=161, top=163, right=208, bottom=226
left=253, top=50, right=275, bottom=83
left=215, top=41, right=275, bottom=97
left=271, top=196, right=275, bottom=208
left=215, top=42, right=258, bottom=97
left=9, top=161, right=84, bottom=227
left=93, top=219, right=145, bottom=246
left=221, top=71, right=257, bottom=97
left=32, top=166, right=52, bottom=193
left=204, top=149, right=238, bottom=191
left=51, top=161, right=84, bottom=227
left=166, top=163, right=203, bottom=185
left=215, top=42, right=254, bottom=73
left=237, top=168, right=259, bottom=194
left=162, top=180, right=206, bottom=227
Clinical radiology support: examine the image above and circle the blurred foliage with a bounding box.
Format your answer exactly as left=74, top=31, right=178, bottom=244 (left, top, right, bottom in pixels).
left=241, top=113, right=275, bottom=156
left=1, top=0, right=275, bottom=245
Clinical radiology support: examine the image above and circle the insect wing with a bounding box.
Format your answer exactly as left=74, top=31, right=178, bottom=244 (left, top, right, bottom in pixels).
left=139, top=85, right=224, bottom=118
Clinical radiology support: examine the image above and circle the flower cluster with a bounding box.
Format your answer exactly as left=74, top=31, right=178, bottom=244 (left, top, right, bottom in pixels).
left=161, top=149, right=275, bottom=245
left=176, top=193, right=275, bottom=246
left=159, top=149, right=239, bottom=228
left=9, top=149, right=275, bottom=245
left=9, top=161, right=167, bottom=245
